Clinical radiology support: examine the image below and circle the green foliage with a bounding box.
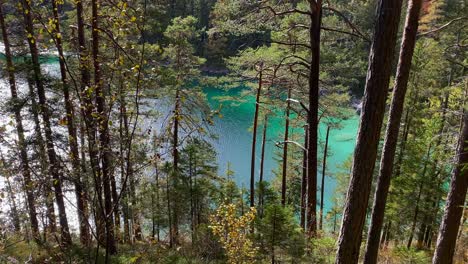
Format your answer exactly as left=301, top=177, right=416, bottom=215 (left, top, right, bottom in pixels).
left=255, top=204, right=304, bottom=262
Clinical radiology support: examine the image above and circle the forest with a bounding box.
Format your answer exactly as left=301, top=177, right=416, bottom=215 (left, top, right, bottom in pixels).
left=0, top=0, right=466, bottom=263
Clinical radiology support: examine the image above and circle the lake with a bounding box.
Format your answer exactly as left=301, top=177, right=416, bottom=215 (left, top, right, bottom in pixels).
left=0, top=56, right=359, bottom=230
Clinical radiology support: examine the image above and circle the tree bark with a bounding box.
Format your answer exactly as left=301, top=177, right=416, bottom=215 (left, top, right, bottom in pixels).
left=301, top=126, right=308, bottom=229
left=259, top=115, right=268, bottom=216
left=21, top=0, right=72, bottom=246
left=27, top=78, right=56, bottom=236
left=171, top=86, right=181, bottom=246
left=335, top=0, right=403, bottom=262
left=250, top=70, right=263, bottom=208
left=319, top=125, right=330, bottom=230
left=282, top=87, right=291, bottom=206
left=91, top=0, right=117, bottom=254
left=306, top=1, right=322, bottom=236
left=432, top=103, right=468, bottom=264
left=76, top=0, right=102, bottom=246
left=51, top=0, right=90, bottom=245
left=407, top=145, right=432, bottom=249
left=363, top=0, right=423, bottom=262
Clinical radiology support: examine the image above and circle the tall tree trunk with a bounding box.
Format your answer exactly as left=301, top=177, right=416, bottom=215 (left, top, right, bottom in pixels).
left=76, top=0, right=102, bottom=246
left=51, top=0, right=89, bottom=245
left=432, top=100, right=468, bottom=264
left=0, top=151, right=21, bottom=232
left=282, top=87, right=291, bottom=206
left=119, top=95, right=131, bottom=243
left=363, top=0, right=423, bottom=262
left=21, top=0, right=72, bottom=246
left=407, top=145, right=431, bottom=249
left=319, top=125, right=330, bottom=230
left=250, top=70, right=263, bottom=208
left=301, top=126, right=308, bottom=229
left=171, top=86, right=181, bottom=246
left=91, top=0, right=117, bottom=254
left=335, top=0, right=403, bottom=262
left=259, top=115, right=268, bottom=216
left=306, top=1, right=322, bottom=236
left=27, top=78, right=56, bottom=236
left=189, top=150, right=195, bottom=241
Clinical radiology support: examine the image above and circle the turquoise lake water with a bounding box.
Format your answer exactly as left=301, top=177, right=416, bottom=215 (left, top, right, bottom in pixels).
left=203, top=86, right=359, bottom=213
left=2, top=55, right=360, bottom=216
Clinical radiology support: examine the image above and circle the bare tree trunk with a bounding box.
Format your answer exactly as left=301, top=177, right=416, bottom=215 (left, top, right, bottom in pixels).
left=407, top=145, right=431, bottom=249
left=21, top=0, right=72, bottom=246
left=91, top=0, right=116, bottom=254
left=28, top=76, right=56, bottom=237
left=319, top=125, right=330, bottom=230
left=76, top=0, right=102, bottom=247
left=306, top=1, right=322, bottom=236
left=171, top=86, right=181, bottom=246
left=432, top=99, right=468, bottom=264
left=363, top=0, right=423, bottom=262
left=259, top=115, right=268, bottom=216
left=0, top=150, right=21, bottom=233
left=282, top=87, right=291, bottom=206
left=250, top=70, right=263, bottom=208
left=51, top=0, right=90, bottom=245
left=336, top=0, right=403, bottom=262
left=301, top=126, right=308, bottom=229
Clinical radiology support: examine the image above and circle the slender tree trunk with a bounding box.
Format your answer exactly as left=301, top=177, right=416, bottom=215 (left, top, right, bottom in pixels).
left=306, top=1, right=322, bottom=236
left=336, top=0, right=403, bottom=262
left=0, top=151, right=21, bottom=232
left=432, top=101, right=468, bottom=264
left=363, top=0, right=422, bottom=262
left=166, top=170, right=173, bottom=248
left=281, top=87, right=291, bottom=206
left=250, top=70, right=263, bottom=208
left=407, top=145, right=431, bottom=249
left=119, top=96, right=131, bottom=243
left=91, top=0, right=116, bottom=254
left=21, top=0, right=72, bottom=246
left=27, top=78, right=56, bottom=236
left=51, top=0, right=90, bottom=245
left=300, top=126, right=308, bottom=229
left=189, top=150, right=195, bottom=241
left=76, top=0, right=102, bottom=246
left=171, top=86, right=181, bottom=246
left=320, top=126, right=330, bottom=230
left=259, top=115, right=268, bottom=216
left=154, top=158, right=160, bottom=242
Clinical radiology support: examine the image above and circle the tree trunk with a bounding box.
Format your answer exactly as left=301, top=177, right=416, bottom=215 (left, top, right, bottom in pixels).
left=119, top=94, right=131, bottom=243
left=0, top=151, right=21, bottom=232
left=76, top=0, right=102, bottom=246
left=259, top=115, right=268, bottom=216
left=306, top=1, right=322, bottom=236
left=336, top=0, right=403, bottom=262
left=91, top=0, right=116, bottom=254
left=250, top=70, right=263, bottom=208
left=51, top=0, right=90, bottom=245
left=432, top=102, right=468, bottom=264
left=407, top=145, right=431, bottom=249
left=319, top=125, right=330, bottom=230
left=363, top=0, right=422, bottom=262
left=21, top=0, right=72, bottom=246
left=27, top=78, right=56, bottom=236
left=282, top=87, right=291, bottom=206
left=171, top=86, right=181, bottom=246
left=300, top=126, right=308, bottom=229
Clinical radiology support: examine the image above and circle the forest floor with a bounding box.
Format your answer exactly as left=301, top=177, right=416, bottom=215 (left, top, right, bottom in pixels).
left=0, top=236, right=449, bottom=264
